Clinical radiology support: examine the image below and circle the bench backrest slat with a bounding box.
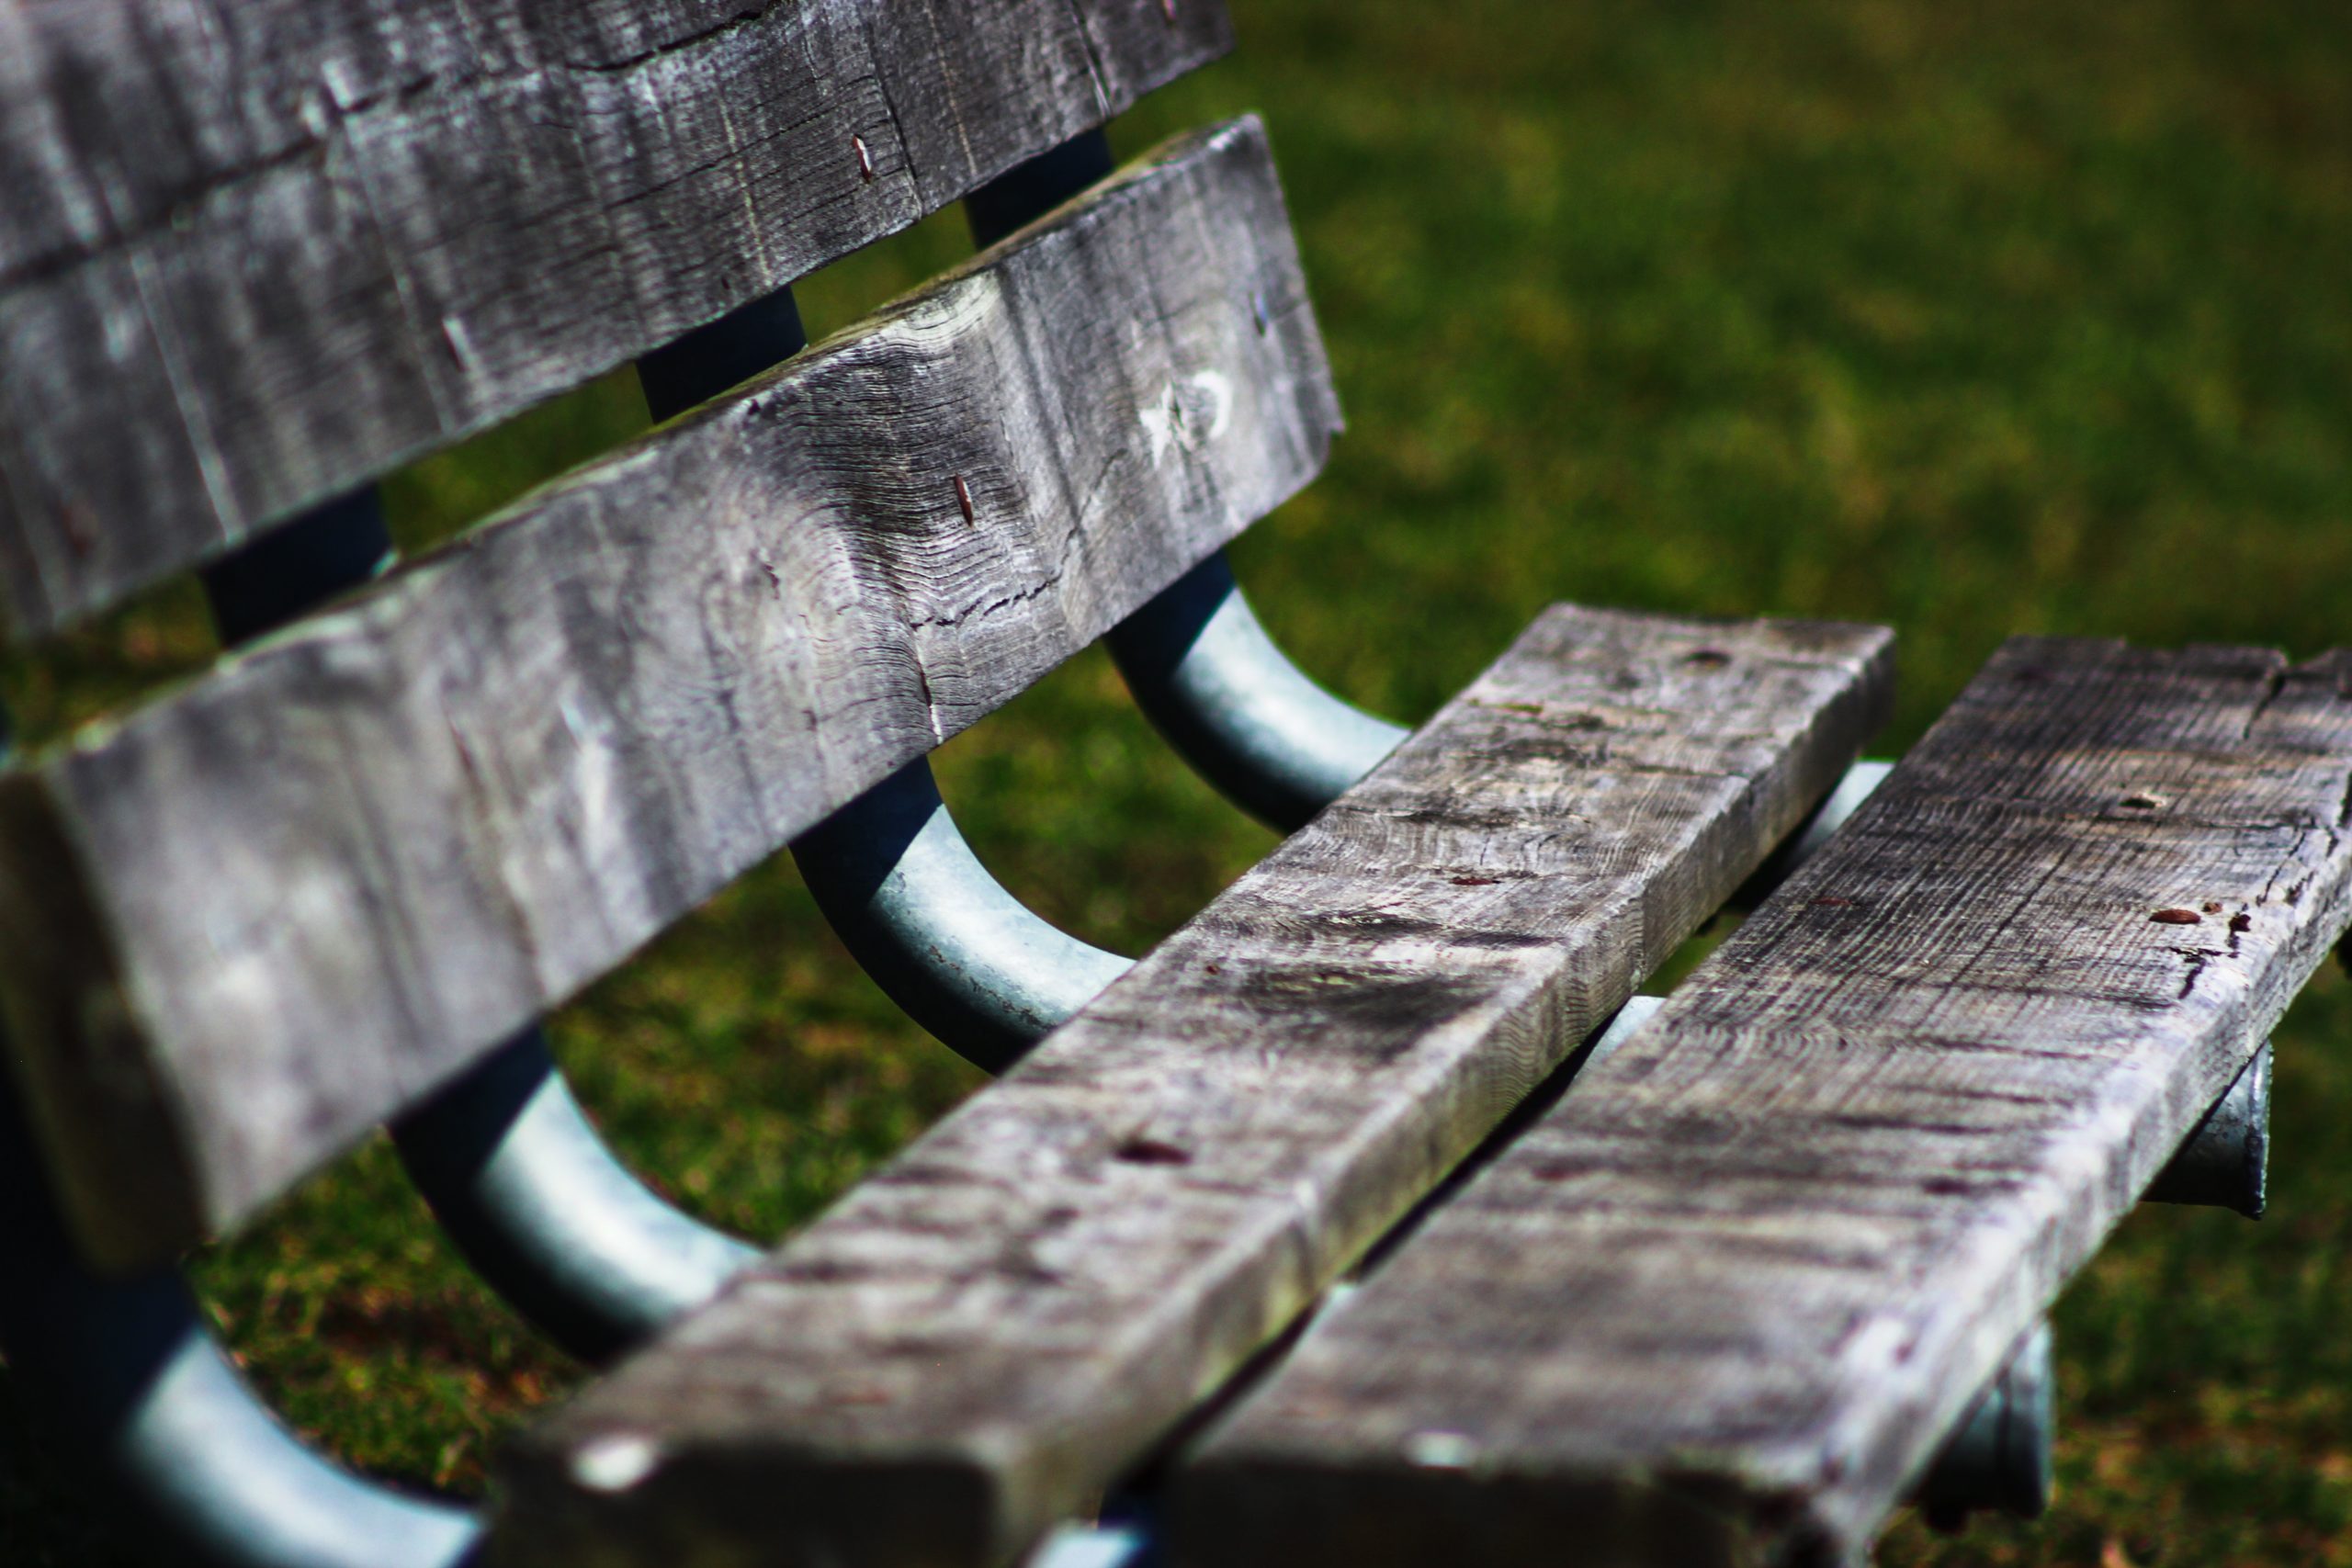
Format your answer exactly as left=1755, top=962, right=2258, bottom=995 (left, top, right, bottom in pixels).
left=0, top=0, right=1233, bottom=643
left=0, top=117, right=1333, bottom=1269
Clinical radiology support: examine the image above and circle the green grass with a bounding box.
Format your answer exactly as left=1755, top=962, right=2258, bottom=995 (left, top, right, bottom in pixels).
left=5, top=0, right=2351, bottom=1561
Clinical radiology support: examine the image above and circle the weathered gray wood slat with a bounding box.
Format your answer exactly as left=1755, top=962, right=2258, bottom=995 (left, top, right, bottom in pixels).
left=1171, top=637, right=2352, bottom=1568
left=492, top=607, right=1894, bottom=1568
left=0, top=118, right=1331, bottom=1269
left=0, top=0, right=1233, bottom=643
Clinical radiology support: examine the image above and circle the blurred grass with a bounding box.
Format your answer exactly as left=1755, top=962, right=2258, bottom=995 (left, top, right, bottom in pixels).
left=4, top=0, right=2350, bottom=1562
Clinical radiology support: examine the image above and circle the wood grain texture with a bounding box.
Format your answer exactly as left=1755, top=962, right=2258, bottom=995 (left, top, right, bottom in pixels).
left=0, top=118, right=1333, bottom=1269
left=492, top=607, right=1894, bottom=1568
left=0, top=0, right=1233, bottom=643
left=1172, top=637, right=2352, bottom=1568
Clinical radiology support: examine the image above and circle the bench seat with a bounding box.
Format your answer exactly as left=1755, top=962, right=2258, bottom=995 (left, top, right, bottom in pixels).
left=1171, top=637, right=2352, bottom=1568
left=497, top=604, right=1891, bottom=1568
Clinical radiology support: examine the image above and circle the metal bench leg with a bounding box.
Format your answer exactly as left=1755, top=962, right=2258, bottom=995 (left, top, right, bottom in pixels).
left=0, top=1078, right=482, bottom=1568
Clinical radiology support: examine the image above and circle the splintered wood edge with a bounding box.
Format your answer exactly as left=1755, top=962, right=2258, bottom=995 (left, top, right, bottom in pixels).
left=1170, top=637, right=2352, bottom=1568
left=0, top=0, right=1235, bottom=640
left=488, top=607, right=1893, bottom=1568
left=0, top=117, right=1335, bottom=1265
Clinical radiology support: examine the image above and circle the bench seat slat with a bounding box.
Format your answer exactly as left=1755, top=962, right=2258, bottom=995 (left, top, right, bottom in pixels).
left=0, top=0, right=1233, bottom=643
left=493, top=605, right=1894, bottom=1568
left=0, top=117, right=1331, bottom=1269
left=1170, top=637, right=2352, bottom=1568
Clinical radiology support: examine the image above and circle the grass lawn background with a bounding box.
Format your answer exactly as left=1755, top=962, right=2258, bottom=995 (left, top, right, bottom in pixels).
left=5, top=0, right=2349, bottom=1562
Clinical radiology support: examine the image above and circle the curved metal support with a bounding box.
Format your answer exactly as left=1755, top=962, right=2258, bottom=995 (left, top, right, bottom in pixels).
left=2145, top=1041, right=2270, bottom=1218
left=1105, top=552, right=1408, bottom=833
left=192, top=491, right=760, bottom=1367
left=390, top=1031, right=758, bottom=1365
left=788, top=136, right=1366, bottom=1060
left=794, top=758, right=1135, bottom=1075
left=980, top=135, right=1406, bottom=835
left=1917, top=1319, right=2055, bottom=1530
left=372, top=290, right=820, bottom=1360
left=0, top=1081, right=481, bottom=1568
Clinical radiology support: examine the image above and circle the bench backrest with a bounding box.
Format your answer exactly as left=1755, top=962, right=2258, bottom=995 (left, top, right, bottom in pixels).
left=0, top=0, right=1231, bottom=640
left=0, top=3, right=1341, bottom=1271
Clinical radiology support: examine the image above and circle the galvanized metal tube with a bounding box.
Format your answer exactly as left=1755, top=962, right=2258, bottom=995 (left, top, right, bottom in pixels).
left=0, top=1077, right=482, bottom=1568
left=1105, top=552, right=1408, bottom=833
left=385, top=286, right=818, bottom=1359
left=978, top=131, right=1411, bottom=835
left=794, top=131, right=1404, bottom=1066
left=190, top=488, right=761, bottom=1362
left=1022, top=1522, right=1153, bottom=1568
left=1917, top=1319, right=2055, bottom=1529
left=390, top=1031, right=759, bottom=1364
left=782, top=132, right=1187, bottom=1072
left=793, top=758, right=1134, bottom=1074
left=2144, top=1042, right=2271, bottom=1219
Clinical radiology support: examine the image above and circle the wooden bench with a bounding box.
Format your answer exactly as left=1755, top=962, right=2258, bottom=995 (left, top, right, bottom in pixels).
left=0, top=4, right=2335, bottom=1566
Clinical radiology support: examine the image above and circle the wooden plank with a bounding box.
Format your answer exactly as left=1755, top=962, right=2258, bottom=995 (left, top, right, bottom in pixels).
left=492, top=607, right=1894, bottom=1568
left=0, top=117, right=1333, bottom=1269
left=0, top=0, right=1233, bottom=643
left=1171, top=637, right=2352, bottom=1568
